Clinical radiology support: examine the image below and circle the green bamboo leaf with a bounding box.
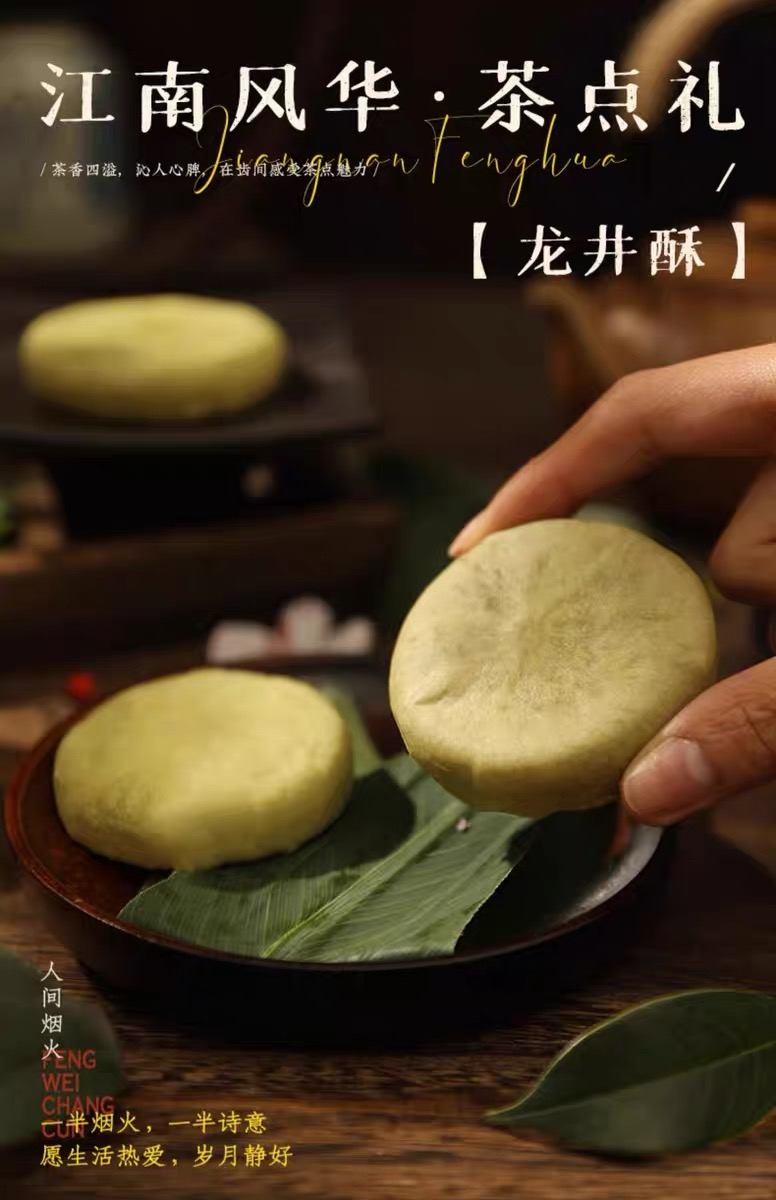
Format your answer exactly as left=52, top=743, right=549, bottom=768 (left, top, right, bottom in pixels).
left=0, top=949, right=127, bottom=1150
left=119, top=758, right=533, bottom=963
left=370, top=452, right=495, bottom=629
left=486, top=989, right=776, bottom=1157
left=322, top=686, right=383, bottom=778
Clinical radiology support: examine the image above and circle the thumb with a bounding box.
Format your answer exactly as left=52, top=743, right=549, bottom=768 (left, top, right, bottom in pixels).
left=621, top=657, right=776, bottom=825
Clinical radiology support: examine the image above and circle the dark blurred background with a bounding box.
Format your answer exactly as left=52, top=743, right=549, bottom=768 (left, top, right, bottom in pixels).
left=8, top=0, right=773, bottom=269
left=3, top=1, right=775, bottom=471
left=0, top=0, right=774, bottom=663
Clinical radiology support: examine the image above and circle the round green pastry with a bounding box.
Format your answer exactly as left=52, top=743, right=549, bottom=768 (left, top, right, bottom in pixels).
left=53, top=669, right=352, bottom=870
left=19, top=293, right=288, bottom=422
left=389, top=519, right=716, bottom=818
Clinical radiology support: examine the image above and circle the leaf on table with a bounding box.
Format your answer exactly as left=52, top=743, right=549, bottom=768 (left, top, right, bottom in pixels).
left=119, top=756, right=534, bottom=963
left=485, top=989, right=776, bottom=1157
left=0, top=948, right=126, bottom=1151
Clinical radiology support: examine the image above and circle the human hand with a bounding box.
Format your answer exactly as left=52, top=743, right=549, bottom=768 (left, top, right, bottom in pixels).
left=448, top=345, right=776, bottom=826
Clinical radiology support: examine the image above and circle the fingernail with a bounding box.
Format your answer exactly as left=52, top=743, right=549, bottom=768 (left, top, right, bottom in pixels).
left=622, top=737, right=717, bottom=824
left=448, top=510, right=489, bottom=557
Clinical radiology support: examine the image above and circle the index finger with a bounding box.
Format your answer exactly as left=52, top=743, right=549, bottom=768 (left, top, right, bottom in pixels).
left=449, top=344, right=776, bottom=555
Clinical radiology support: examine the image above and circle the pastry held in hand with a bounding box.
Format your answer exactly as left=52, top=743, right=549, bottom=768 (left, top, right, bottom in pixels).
left=389, top=519, right=716, bottom=819
left=18, top=294, right=288, bottom=422
left=53, top=669, right=352, bottom=870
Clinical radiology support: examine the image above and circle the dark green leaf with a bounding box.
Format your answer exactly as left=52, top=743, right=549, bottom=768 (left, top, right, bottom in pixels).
left=119, top=757, right=533, bottom=963
left=371, top=452, right=495, bottom=629
left=323, top=686, right=383, bottom=779
left=0, top=948, right=126, bottom=1150
left=486, top=989, right=776, bottom=1157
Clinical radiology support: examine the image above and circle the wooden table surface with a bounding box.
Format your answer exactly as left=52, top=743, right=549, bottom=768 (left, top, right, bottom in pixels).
left=0, top=600, right=774, bottom=1200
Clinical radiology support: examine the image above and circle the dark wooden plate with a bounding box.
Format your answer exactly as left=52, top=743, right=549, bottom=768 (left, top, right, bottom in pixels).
left=0, top=288, right=375, bottom=459
left=4, top=658, right=670, bottom=1044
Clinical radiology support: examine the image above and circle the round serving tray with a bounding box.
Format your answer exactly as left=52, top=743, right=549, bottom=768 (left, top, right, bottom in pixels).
left=4, top=659, right=670, bottom=1045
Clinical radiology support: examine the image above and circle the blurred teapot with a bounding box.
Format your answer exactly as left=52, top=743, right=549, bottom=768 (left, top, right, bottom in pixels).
left=529, top=0, right=774, bottom=539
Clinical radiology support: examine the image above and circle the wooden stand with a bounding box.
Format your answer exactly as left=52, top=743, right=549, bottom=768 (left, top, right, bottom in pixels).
left=0, top=284, right=396, bottom=665
left=0, top=497, right=400, bottom=669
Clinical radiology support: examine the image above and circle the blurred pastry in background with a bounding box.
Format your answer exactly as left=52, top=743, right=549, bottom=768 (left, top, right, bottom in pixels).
left=18, top=293, right=289, bottom=422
